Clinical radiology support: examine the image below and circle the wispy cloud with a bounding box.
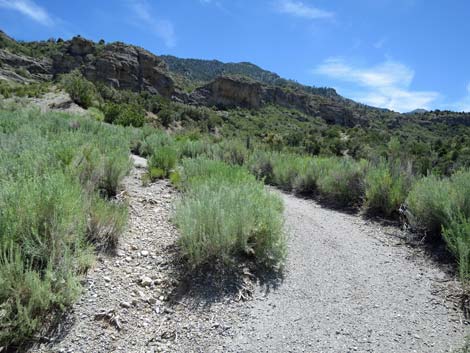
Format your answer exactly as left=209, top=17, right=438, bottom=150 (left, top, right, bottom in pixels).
left=373, top=37, right=387, bottom=49
left=128, top=0, right=176, bottom=47
left=275, top=0, right=334, bottom=20
left=198, top=0, right=230, bottom=14
left=314, top=58, right=439, bottom=112
left=0, top=0, right=53, bottom=26
left=450, top=83, right=470, bottom=112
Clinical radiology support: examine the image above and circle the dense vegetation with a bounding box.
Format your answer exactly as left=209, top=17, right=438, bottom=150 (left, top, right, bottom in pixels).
left=0, top=108, right=134, bottom=348
left=161, top=55, right=342, bottom=97
left=3, top=35, right=470, bottom=349
left=135, top=131, right=470, bottom=284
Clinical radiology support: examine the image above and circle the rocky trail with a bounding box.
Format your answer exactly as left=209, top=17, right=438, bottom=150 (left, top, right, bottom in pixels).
left=32, top=157, right=468, bottom=353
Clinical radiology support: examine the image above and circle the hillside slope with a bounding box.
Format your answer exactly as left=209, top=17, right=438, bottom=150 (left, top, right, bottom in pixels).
left=0, top=30, right=385, bottom=128
left=3, top=31, right=470, bottom=131
left=0, top=31, right=470, bottom=137
left=161, top=54, right=339, bottom=98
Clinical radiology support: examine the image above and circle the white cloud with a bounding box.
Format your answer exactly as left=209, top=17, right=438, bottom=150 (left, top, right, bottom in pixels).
left=313, top=58, right=439, bottom=112
left=276, top=0, right=334, bottom=19
left=128, top=0, right=176, bottom=47
left=0, top=0, right=53, bottom=26
left=373, top=37, right=387, bottom=49
left=450, top=83, right=470, bottom=112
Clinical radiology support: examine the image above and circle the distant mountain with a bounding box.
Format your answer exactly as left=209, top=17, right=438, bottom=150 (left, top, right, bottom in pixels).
left=161, top=55, right=281, bottom=85
left=161, top=55, right=339, bottom=99
left=406, top=109, right=429, bottom=115
left=2, top=30, right=470, bottom=129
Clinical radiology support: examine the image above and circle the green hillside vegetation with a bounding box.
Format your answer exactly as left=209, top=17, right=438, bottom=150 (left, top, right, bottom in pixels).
left=161, top=54, right=344, bottom=98
left=3, top=37, right=470, bottom=349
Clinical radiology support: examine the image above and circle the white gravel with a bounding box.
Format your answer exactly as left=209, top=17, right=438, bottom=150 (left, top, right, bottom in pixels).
left=225, top=191, right=469, bottom=353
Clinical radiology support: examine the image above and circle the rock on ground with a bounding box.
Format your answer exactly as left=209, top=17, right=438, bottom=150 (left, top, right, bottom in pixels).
left=31, top=157, right=245, bottom=353
left=30, top=158, right=469, bottom=353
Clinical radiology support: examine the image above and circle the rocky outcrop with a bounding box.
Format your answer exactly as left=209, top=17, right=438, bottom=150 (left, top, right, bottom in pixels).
left=52, top=37, right=175, bottom=97
left=0, top=32, right=368, bottom=127
left=399, top=111, right=470, bottom=128
left=191, top=76, right=361, bottom=127
left=0, top=49, right=52, bottom=82
left=191, top=76, right=263, bottom=108
left=318, top=103, right=356, bottom=126
left=1, top=36, right=175, bottom=97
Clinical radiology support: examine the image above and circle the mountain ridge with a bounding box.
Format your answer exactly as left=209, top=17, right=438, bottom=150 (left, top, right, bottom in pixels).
left=1, top=30, right=470, bottom=129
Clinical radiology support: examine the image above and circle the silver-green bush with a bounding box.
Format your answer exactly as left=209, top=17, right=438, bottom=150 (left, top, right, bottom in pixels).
left=174, top=158, right=286, bottom=268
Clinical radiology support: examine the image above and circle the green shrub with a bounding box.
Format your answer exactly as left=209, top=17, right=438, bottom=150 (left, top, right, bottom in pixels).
left=175, top=158, right=286, bottom=268
left=149, top=167, right=165, bottom=181
left=72, top=145, right=104, bottom=194
left=60, top=71, right=97, bottom=109
left=0, top=82, right=50, bottom=99
left=169, top=170, right=182, bottom=186
left=270, top=153, right=305, bottom=191
left=451, top=170, right=470, bottom=218
left=148, top=146, right=177, bottom=178
left=405, top=175, right=455, bottom=235
left=71, top=146, right=130, bottom=197
left=99, top=153, right=131, bottom=197
left=0, top=173, right=86, bottom=346
left=177, top=139, right=211, bottom=159
left=0, top=108, right=132, bottom=347
left=214, top=140, right=249, bottom=165
left=0, top=246, right=81, bottom=345
left=115, top=104, right=145, bottom=127
left=87, top=107, right=104, bottom=121
left=158, top=107, right=177, bottom=127
left=103, top=102, right=121, bottom=124
left=139, top=131, right=174, bottom=157
left=292, top=163, right=317, bottom=195
left=316, top=158, right=367, bottom=207
left=87, top=197, right=128, bottom=251
left=292, top=157, right=331, bottom=195
left=104, top=103, right=145, bottom=127
left=0, top=173, right=87, bottom=267
left=247, top=150, right=274, bottom=183
left=179, top=157, right=253, bottom=188
left=364, top=161, right=411, bottom=218
left=443, top=214, right=470, bottom=281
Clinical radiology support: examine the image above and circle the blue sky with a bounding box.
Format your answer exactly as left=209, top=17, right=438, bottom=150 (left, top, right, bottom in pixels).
left=0, top=0, right=469, bottom=112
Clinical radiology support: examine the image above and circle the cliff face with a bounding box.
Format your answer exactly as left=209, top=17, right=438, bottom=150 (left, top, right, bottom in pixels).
left=52, top=37, right=174, bottom=96
left=190, top=76, right=264, bottom=108
left=191, top=76, right=361, bottom=127
left=1, top=36, right=175, bottom=97
left=0, top=32, right=377, bottom=127
left=13, top=33, right=470, bottom=129
left=0, top=49, right=52, bottom=82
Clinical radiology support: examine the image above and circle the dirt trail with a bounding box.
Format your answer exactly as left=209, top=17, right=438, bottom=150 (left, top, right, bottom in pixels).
left=225, top=191, right=468, bottom=353
left=32, top=157, right=244, bottom=353
left=32, top=158, right=468, bottom=353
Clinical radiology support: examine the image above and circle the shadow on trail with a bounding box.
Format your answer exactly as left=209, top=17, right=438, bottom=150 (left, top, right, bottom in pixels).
left=166, top=244, right=284, bottom=310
